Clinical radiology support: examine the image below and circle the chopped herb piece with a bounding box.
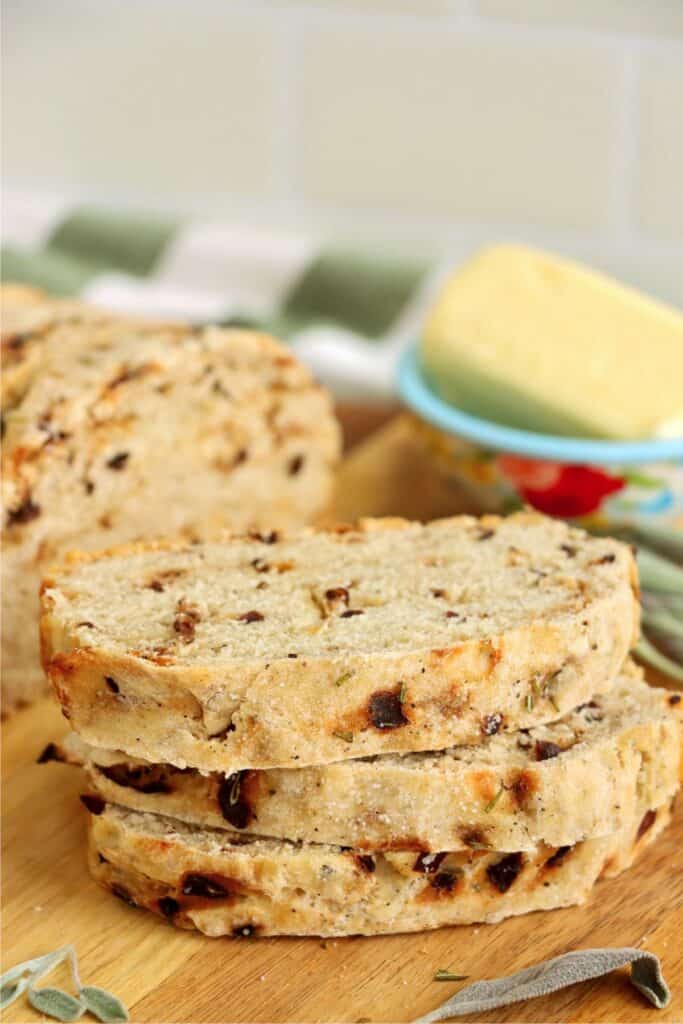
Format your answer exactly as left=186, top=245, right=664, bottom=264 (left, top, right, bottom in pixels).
left=525, top=694, right=534, bottom=712
left=333, top=731, right=353, bottom=743
left=434, top=970, right=469, bottom=982
left=399, top=681, right=408, bottom=704
left=484, top=784, right=504, bottom=813
left=334, top=672, right=353, bottom=687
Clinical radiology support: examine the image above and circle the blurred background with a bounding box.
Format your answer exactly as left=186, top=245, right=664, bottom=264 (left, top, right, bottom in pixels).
left=3, top=0, right=683, bottom=308
left=2, top=1, right=683, bottom=668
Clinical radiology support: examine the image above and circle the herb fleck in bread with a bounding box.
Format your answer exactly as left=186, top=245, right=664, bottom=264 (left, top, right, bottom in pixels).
left=50, top=665, right=680, bottom=852
left=86, top=800, right=672, bottom=937
left=2, top=289, right=340, bottom=709
left=41, top=513, right=639, bottom=770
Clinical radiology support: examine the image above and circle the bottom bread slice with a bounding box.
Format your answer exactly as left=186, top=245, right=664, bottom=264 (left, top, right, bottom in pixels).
left=88, top=801, right=672, bottom=937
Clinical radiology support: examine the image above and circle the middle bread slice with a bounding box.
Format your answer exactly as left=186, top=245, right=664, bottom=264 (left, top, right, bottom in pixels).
left=50, top=663, right=681, bottom=853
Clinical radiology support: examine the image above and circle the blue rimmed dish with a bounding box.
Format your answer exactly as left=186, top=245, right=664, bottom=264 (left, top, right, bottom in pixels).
left=398, top=345, right=683, bottom=527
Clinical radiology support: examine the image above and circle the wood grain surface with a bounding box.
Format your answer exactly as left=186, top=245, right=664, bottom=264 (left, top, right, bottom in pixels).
left=2, top=414, right=682, bottom=1024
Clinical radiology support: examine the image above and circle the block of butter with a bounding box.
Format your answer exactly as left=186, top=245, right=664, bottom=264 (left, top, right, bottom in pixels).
left=421, top=245, right=683, bottom=440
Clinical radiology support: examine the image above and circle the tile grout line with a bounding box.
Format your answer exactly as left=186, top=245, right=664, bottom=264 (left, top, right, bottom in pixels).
left=610, top=38, right=642, bottom=249
left=272, top=14, right=301, bottom=209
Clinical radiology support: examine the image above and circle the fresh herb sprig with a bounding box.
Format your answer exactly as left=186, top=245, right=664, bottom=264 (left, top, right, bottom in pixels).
left=0, top=946, right=127, bottom=1022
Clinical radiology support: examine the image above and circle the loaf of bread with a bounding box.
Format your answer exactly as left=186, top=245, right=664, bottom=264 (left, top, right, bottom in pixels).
left=2, top=289, right=340, bottom=708
left=86, top=800, right=671, bottom=937
left=41, top=513, right=639, bottom=770
left=51, top=664, right=679, bottom=852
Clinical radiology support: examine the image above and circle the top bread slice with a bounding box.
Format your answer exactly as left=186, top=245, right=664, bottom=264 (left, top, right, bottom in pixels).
left=41, top=512, right=639, bottom=771
left=2, top=288, right=340, bottom=709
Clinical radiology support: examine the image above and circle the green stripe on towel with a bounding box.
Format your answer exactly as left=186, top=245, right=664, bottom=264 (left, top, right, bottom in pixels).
left=1, top=245, right=95, bottom=295
left=282, top=247, right=428, bottom=338
left=47, top=207, right=179, bottom=278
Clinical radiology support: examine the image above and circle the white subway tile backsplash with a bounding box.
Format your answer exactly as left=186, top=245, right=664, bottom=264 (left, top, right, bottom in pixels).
left=2, top=0, right=682, bottom=300
left=637, top=53, right=683, bottom=239
left=271, top=0, right=451, bottom=10
left=477, top=0, right=683, bottom=37
left=299, top=28, right=620, bottom=230
left=2, top=1, right=279, bottom=197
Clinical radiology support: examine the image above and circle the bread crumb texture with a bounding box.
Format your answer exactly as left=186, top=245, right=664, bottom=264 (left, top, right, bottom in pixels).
left=41, top=513, right=639, bottom=771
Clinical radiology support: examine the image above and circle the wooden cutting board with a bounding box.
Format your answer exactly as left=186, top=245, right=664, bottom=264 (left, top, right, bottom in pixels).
left=2, top=416, right=682, bottom=1024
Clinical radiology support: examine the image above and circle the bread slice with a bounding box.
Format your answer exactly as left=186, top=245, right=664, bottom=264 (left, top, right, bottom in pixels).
left=2, top=292, right=340, bottom=708
left=54, top=665, right=680, bottom=852
left=86, top=800, right=672, bottom=937
left=41, top=512, right=639, bottom=771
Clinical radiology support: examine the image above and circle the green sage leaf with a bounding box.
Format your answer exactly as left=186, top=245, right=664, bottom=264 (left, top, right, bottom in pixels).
left=27, top=986, right=85, bottom=1022
left=1, top=948, right=67, bottom=989
left=80, top=985, right=129, bottom=1022
left=637, top=547, right=683, bottom=594
left=0, top=948, right=73, bottom=1009
left=642, top=605, right=683, bottom=641
left=1, top=978, right=27, bottom=1009
left=415, top=948, right=670, bottom=1022
left=636, top=636, right=683, bottom=683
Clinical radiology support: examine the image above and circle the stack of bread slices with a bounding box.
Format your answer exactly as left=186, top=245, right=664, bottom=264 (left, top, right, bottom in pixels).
left=40, top=512, right=681, bottom=937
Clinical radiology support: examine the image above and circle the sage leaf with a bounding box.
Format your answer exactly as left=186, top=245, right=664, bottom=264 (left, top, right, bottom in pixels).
left=1, top=946, right=127, bottom=1022
left=631, top=958, right=671, bottom=1009
left=1, top=948, right=67, bottom=989
left=1, top=979, right=27, bottom=1009
left=27, top=986, right=85, bottom=1022
left=637, top=547, right=683, bottom=594
left=80, top=985, right=129, bottom=1022
left=0, top=948, right=73, bottom=1009
left=416, top=948, right=670, bottom=1022
left=636, top=636, right=683, bottom=683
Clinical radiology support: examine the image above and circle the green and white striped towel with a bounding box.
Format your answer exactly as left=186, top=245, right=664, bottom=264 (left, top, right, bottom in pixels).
left=2, top=198, right=448, bottom=398
left=3, top=197, right=681, bottom=679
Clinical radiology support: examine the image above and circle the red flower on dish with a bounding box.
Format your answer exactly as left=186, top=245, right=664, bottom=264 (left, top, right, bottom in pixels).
left=497, top=455, right=625, bottom=518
